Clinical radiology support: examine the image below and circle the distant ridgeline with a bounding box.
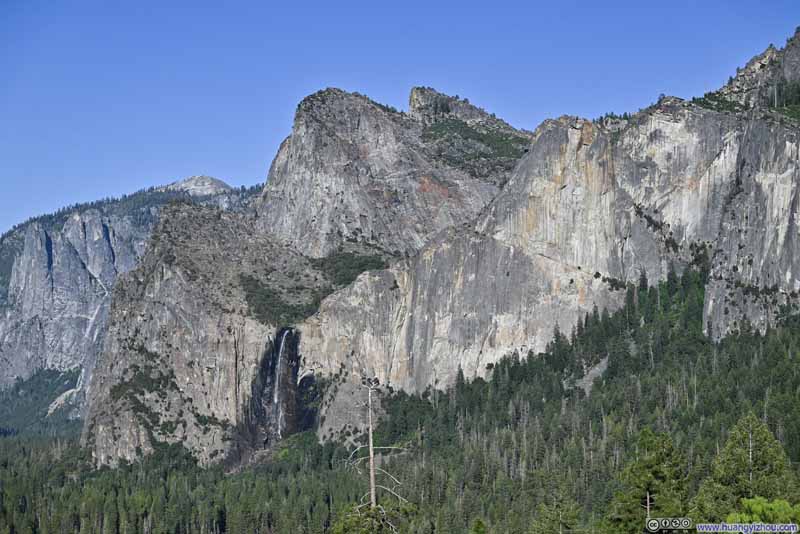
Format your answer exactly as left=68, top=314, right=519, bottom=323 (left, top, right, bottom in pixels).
left=0, top=183, right=262, bottom=306
left=4, top=266, right=800, bottom=532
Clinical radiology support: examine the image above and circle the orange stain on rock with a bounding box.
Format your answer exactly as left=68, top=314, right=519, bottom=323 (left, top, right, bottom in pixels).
left=418, top=175, right=452, bottom=198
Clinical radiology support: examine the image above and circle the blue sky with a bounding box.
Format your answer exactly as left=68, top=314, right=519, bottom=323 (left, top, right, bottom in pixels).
left=1, top=0, right=799, bottom=233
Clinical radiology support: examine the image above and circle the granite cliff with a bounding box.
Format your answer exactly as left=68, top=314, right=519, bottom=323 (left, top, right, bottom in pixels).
left=22, top=28, right=800, bottom=465
left=293, top=33, right=800, bottom=417
left=0, top=178, right=257, bottom=416
left=300, top=98, right=800, bottom=425
left=256, top=87, right=531, bottom=258
left=83, top=204, right=330, bottom=465
left=82, top=88, right=532, bottom=464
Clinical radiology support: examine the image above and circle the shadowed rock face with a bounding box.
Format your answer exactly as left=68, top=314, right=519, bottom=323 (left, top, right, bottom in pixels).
left=226, top=327, right=318, bottom=467
left=0, top=210, right=150, bottom=401
left=248, top=327, right=303, bottom=445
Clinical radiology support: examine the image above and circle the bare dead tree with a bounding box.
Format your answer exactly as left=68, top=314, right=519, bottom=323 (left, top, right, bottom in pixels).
left=341, top=372, right=410, bottom=531
left=365, top=375, right=378, bottom=507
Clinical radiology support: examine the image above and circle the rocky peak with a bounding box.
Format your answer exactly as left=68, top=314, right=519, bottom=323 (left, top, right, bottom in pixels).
left=257, top=86, right=528, bottom=258
left=782, top=26, right=800, bottom=83
left=165, top=176, right=232, bottom=197
left=298, top=87, right=399, bottom=113
left=409, top=86, right=465, bottom=120
left=408, top=86, right=525, bottom=133
left=718, top=26, right=800, bottom=108
left=290, top=89, right=412, bottom=148
left=82, top=203, right=332, bottom=466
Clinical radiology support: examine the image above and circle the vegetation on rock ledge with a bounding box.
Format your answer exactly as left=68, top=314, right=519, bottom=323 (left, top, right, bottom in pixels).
left=423, top=118, right=529, bottom=159
left=240, top=250, right=387, bottom=326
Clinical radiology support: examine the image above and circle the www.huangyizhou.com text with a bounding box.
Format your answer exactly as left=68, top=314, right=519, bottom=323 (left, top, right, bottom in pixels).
left=695, top=523, right=799, bottom=533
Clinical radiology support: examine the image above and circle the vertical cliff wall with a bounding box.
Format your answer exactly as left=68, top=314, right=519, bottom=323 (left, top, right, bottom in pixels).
left=82, top=30, right=800, bottom=466
left=256, top=87, right=530, bottom=258
left=0, top=210, right=151, bottom=401
left=0, top=178, right=252, bottom=414
left=82, top=205, right=333, bottom=466
left=298, top=99, right=800, bottom=434
left=227, top=327, right=317, bottom=465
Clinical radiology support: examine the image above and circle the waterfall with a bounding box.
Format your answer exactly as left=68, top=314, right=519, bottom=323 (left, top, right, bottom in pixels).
left=273, top=329, right=291, bottom=439
left=229, top=326, right=319, bottom=465
left=273, top=329, right=290, bottom=404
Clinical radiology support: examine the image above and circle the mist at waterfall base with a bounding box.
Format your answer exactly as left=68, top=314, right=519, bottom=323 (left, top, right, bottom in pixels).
left=226, top=327, right=319, bottom=467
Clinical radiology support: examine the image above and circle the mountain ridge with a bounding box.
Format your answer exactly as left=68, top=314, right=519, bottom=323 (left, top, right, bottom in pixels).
left=0, top=179, right=262, bottom=418
left=82, top=86, right=534, bottom=464
left=1, top=27, right=799, bottom=468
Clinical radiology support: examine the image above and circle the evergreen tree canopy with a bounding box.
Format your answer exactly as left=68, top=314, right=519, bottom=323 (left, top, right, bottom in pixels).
left=726, top=497, right=800, bottom=524
left=3, top=268, right=800, bottom=532
left=330, top=504, right=414, bottom=534
left=529, top=495, right=581, bottom=534
left=691, top=412, right=799, bottom=521
left=603, top=429, right=687, bottom=533
left=470, top=518, right=489, bottom=534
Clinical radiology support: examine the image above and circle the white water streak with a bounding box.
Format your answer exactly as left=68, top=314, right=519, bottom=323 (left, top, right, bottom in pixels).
left=273, top=329, right=290, bottom=438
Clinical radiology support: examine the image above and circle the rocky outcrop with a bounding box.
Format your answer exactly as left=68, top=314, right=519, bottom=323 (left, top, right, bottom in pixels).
left=0, top=179, right=256, bottom=411
left=84, top=29, right=800, bottom=465
left=719, top=27, right=800, bottom=109
left=299, top=98, right=800, bottom=429
left=164, top=175, right=233, bottom=197
left=256, top=87, right=530, bottom=258
left=0, top=210, right=150, bottom=397
left=82, top=204, right=331, bottom=466
left=409, top=86, right=534, bottom=186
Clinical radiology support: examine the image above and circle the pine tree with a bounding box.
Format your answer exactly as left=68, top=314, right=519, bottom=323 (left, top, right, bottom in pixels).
left=469, top=517, right=488, bottom=534
left=726, top=497, right=800, bottom=524
left=331, top=504, right=412, bottom=534
left=602, top=429, right=686, bottom=533
left=529, top=496, right=580, bottom=534
left=102, top=494, right=118, bottom=534
left=691, top=413, right=799, bottom=521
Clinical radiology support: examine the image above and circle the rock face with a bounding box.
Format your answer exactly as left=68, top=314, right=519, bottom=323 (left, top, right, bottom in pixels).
left=238, top=327, right=316, bottom=456
left=0, top=180, right=254, bottom=410
left=82, top=28, right=800, bottom=466
left=82, top=204, right=334, bottom=466
left=256, top=87, right=531, bottom=258
left=719, top=26, right=800, bottom=108
left=0, top=209, right=150, bottom=397
left=298, top=117, right=629, bottom=397
left=84, top=88, right=530, bottom=464
left=295, top=32, right=800, bottom=408
left=298, top=100, right=800, bottom=410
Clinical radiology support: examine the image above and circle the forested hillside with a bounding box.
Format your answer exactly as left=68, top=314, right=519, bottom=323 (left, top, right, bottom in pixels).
left=2, top=267, right=800, bottom=533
